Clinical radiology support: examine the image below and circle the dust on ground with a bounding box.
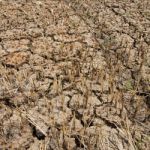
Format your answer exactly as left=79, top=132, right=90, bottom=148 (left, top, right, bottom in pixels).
left=0, top=0, right=150, bottom=149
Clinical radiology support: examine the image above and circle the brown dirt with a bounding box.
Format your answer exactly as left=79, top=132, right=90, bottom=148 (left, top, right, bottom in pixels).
left=0, top=0, right=150, bottom=149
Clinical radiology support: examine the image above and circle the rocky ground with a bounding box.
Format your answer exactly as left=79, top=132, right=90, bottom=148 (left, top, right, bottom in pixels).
left=0, top=0, right=149, bottom=149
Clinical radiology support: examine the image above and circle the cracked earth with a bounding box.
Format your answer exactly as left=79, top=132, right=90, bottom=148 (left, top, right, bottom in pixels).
left=0, top=0, right=150, bottom=149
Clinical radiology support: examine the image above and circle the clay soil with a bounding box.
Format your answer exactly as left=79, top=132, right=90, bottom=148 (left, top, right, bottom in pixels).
left=0, top=0, right=150, bottom=149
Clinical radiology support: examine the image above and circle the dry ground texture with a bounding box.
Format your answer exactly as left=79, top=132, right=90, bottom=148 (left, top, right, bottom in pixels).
left=0, top=0, right=150, bottom=149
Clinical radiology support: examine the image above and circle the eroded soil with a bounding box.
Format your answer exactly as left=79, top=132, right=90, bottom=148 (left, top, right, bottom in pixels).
left=0, top=0, right=150, bottom=149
